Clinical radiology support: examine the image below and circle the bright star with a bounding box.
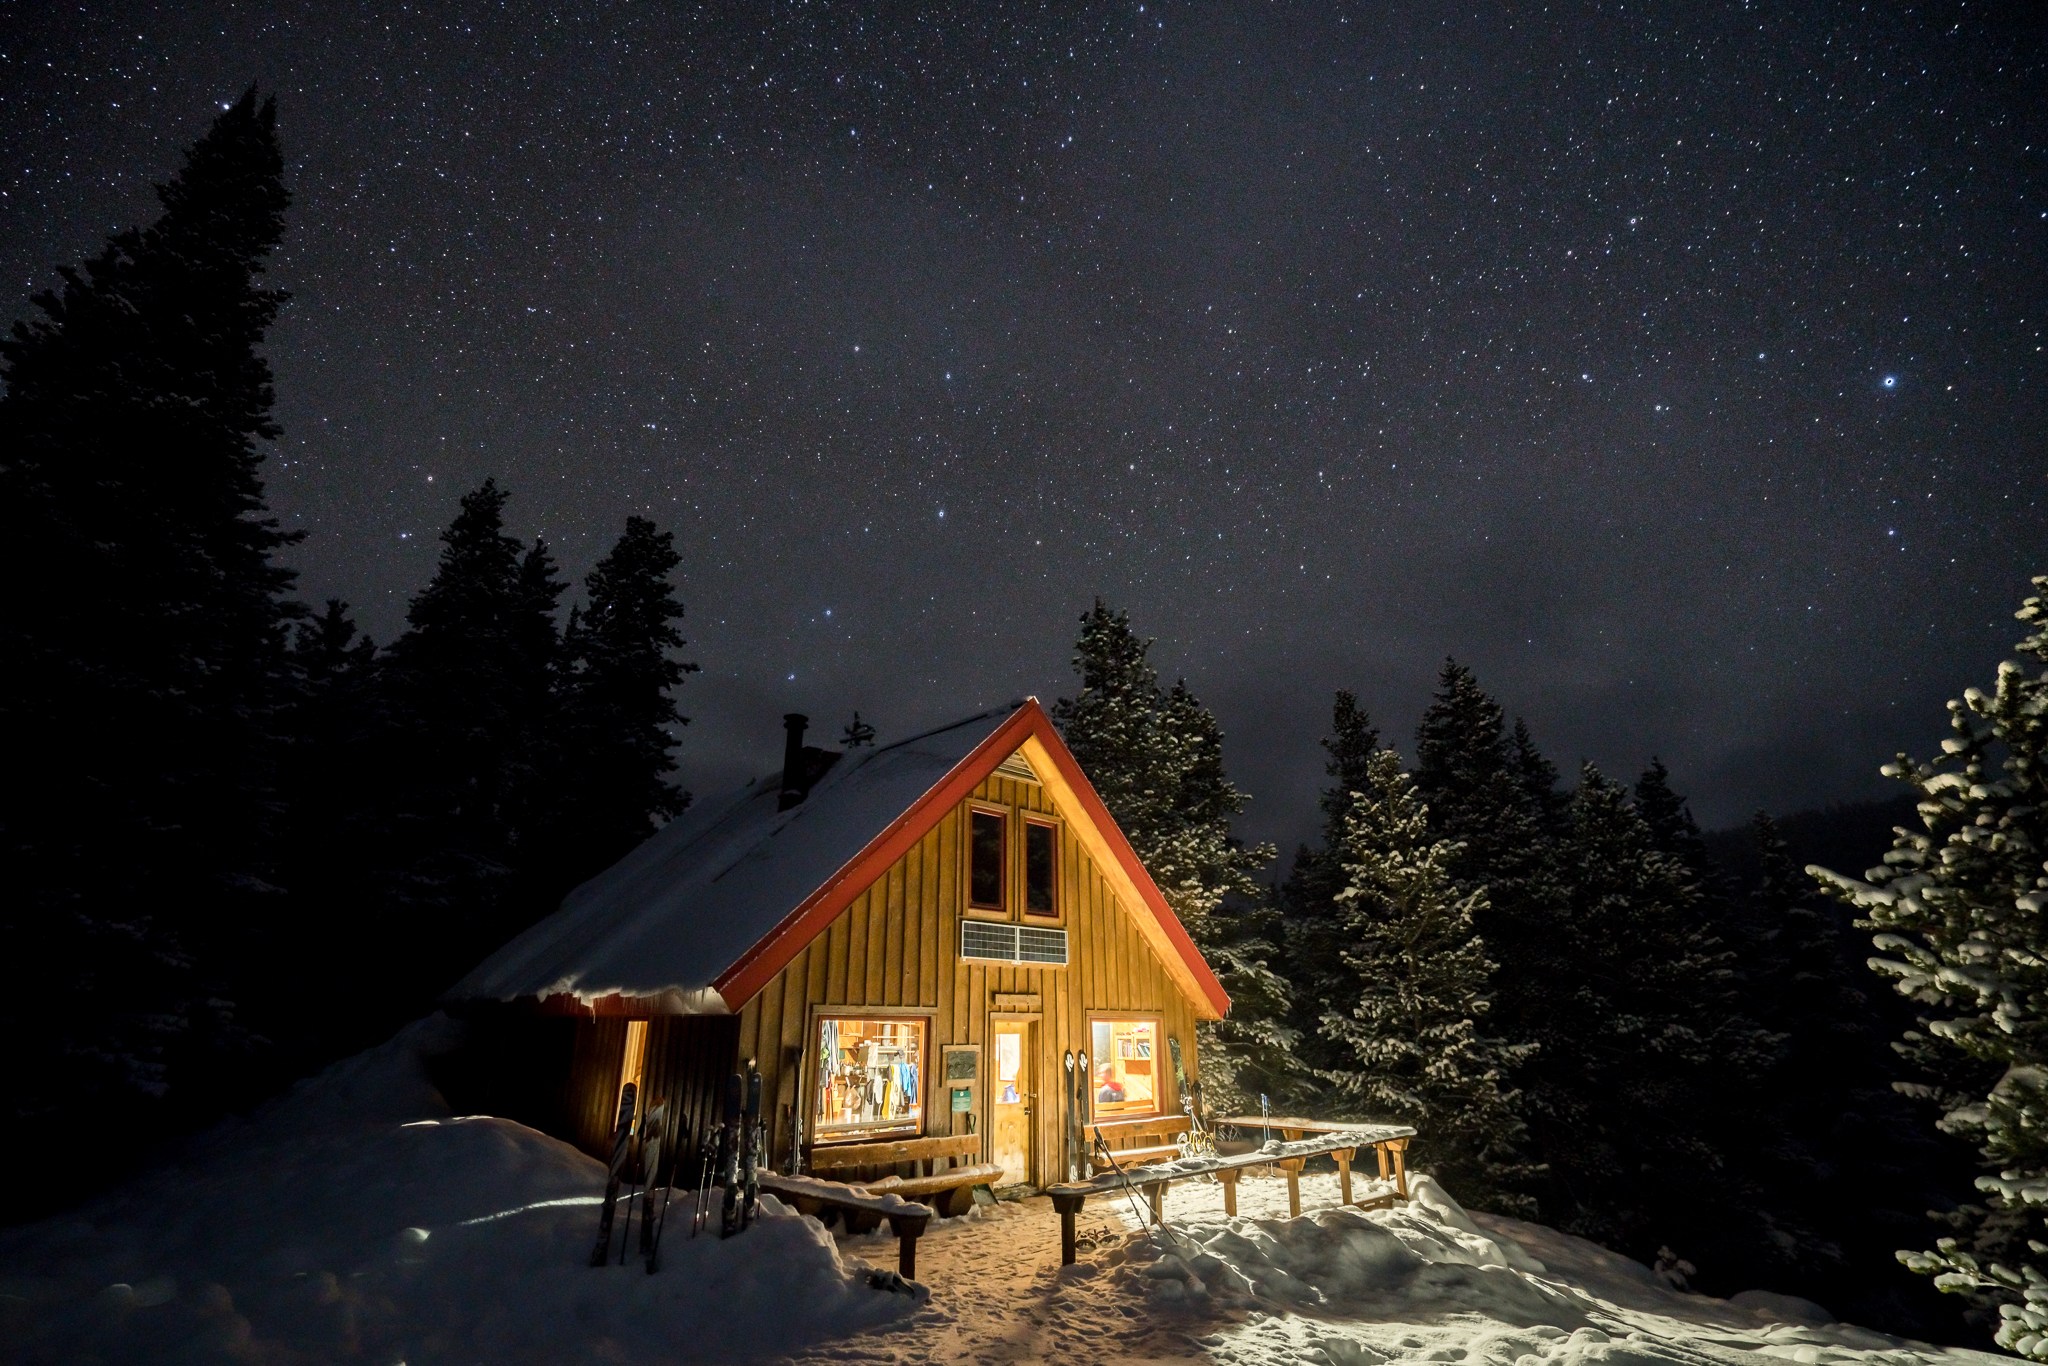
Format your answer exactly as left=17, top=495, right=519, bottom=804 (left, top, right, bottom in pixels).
left=1883, top=376, right=1897, bottom=388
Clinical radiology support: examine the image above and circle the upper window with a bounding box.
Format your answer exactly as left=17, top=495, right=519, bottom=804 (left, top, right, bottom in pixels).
left=815, top=1016, right=925, bottom=1142
left=970, top=808, right=1006, bottom=910
left=1090, top=1018, right=1159, bottom=1119
left=1024, top=820, right=1057, bottom=916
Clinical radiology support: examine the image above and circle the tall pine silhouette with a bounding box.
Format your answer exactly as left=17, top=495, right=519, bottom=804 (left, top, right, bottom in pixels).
left=541, top=515, right=698, bottom=901
left=374, top=479, right=566, bottom=1004
left=0, top=90, right=298, bottom=1210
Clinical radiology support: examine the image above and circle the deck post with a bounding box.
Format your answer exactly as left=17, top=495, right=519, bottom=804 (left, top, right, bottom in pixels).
left=1049, top=1188, right=1088, bottom=1266
left=1218, top=1167, right=1238, bottom=1217
left=887, top=1210, right=930, bottom=1280
left=1336, top=1149, right=1353, bottom=1206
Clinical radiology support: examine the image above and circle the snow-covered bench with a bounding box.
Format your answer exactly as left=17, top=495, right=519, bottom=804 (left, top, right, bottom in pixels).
left=1213, top=1114, right=1413, bottom=1217
left=806, top=1134, right=1004, bottom=1217
left=757, top=1173, right=936, bottom=1278
left=1044, top=1125, right=1417, bottom=1265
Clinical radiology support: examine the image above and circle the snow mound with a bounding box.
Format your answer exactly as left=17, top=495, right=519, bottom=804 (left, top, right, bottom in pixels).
left=0, top=1015, right=922, bottom=1364
left=1098, top=1174, right=2009, bottom=1366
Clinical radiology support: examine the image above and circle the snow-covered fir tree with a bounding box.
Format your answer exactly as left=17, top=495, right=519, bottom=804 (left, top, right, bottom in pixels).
left=1283, top=691, right=1382, bottom=1087
left=1316, top=747, right=1539, bottom=1212
left=1812, top=576, right=2048, bottom=1360
left=1635, top=758, right=1726, bottom=897
left=1412, top=664, right=1565, bottom=1054
left=1052, top=600, right=1290, bottom=1112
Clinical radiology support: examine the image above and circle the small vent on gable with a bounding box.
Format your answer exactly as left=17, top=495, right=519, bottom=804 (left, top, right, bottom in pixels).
left=993, top=750, right=1039, bottom=783
left=960, top=920, right=1069, bottom=966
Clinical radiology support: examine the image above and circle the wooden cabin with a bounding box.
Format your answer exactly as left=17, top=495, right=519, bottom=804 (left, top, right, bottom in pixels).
left=441, top=698, right=1230, bottom=1193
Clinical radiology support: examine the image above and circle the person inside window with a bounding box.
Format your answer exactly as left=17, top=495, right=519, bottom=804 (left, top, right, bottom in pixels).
left=1096, top=1064, right=1126, bottom=1103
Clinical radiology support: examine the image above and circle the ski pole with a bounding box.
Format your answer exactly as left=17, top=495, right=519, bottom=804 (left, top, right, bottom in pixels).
left=1092, top=1126, right=1196, bottom=1260
left=648, top=1118, right=680, bottom=1273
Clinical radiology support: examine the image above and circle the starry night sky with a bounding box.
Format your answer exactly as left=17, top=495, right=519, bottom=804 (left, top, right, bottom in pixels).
left=3, top=1, right=2043, bottom=853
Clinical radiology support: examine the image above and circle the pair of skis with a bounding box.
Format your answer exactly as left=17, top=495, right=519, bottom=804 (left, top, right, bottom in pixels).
left=591, top=1083, right=640, bottom=1266
left=1063, top=1048, right=1092, bottom=1180
left=590, top=1082, right=689, bottom=1272
left=718, top=1060, right=765, bottom=1238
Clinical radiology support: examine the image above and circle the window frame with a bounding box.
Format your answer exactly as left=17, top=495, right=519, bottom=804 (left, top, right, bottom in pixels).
left=809, top=1011, right=932, bottom=1147
left=1085, top=1013, right=1167, bottom=1123
left=965, top=802, right=1009, bottom=917
left=1021, top=815, right=1061, bottom=919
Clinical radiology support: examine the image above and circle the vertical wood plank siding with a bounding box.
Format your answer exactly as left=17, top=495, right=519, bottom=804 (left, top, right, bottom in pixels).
left=732, top=773, right=1205, bottom=1180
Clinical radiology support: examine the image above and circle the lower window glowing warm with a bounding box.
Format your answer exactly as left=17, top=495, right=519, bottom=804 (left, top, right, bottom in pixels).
left=815, top=1017, right=925, bottom=1141
left=1090, top=1018, right=1158, bottom=1119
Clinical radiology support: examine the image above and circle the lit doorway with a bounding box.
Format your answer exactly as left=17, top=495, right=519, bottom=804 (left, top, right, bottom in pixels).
left=988, top=1017, right=1036, bottom=1187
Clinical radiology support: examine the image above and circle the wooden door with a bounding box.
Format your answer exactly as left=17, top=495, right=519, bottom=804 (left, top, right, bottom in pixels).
left=989, top=1018, right=1034, bottom=1186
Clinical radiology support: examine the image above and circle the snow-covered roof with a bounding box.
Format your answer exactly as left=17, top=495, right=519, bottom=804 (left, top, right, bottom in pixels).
left=450, top=698, right=1231, bottom=1019
left=450, top=706, right=1024, bottom=1012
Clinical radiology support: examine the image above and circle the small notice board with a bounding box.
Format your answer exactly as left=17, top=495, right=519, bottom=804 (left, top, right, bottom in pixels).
left=941, top=1044, right=980, bottom=1135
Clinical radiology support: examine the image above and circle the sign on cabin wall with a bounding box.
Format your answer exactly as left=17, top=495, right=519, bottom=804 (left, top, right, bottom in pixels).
left=942, top=1045, right=980, bottom=1134
left=992, top=993, right=1041, bottom=1013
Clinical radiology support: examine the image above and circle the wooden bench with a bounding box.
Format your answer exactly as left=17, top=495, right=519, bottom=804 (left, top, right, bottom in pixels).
left=807, top=1134, right=1004, bottom=1217
left=1088, top=1114, right=1190, bottom=1169
left=757, top=1173, right=934, bottom=1278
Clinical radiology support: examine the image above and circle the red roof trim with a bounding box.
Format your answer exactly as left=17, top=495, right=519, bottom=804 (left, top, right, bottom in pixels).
left=1019, top=720, right=1232, bottom=1018
left=710, top=700, right=1230, bottom=1018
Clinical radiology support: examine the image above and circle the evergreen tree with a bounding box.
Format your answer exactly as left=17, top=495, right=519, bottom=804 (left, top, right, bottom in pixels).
left=1052, top=601, right=1175, bottom=850
left=1316, top=748, right=1538, bottom=1211
left=1508, top=717, right=1570, bottom=832
left=1813, top=576, right=2048, bottom=1358
left=542, top=516, right=697, bottom=901
left=1282, top=692, right=1381, bottom=1083
left=1538, top=765, right=1773, bottom=1261
left=265, top=600, right=387, bottom=1072
left=1412, top=664, right=1561, bottom=1163
left=0, top=90, right=298, bottom=1211
left=1738, top=811, right=1946, bottom=1305
left=375, top=480, right=565, bottom=999
left=1052, top=600, right=1289, bottom=1111
left=1635, top=758, right=1721, bottom=893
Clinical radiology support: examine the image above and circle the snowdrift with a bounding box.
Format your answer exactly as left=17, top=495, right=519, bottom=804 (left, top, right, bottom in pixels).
left=0, top=1016, right=921, bottom=1365
left=1085, top=1174, right=2009, bottom=1366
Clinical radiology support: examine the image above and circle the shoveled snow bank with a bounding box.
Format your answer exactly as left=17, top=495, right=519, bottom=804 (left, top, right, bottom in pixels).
left=0, top=1016, right=922, bottom=1365
left=1087, top=1175, right=2009, bottom=1366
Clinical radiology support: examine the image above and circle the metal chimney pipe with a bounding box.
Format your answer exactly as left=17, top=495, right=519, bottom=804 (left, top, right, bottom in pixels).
left=778, top=713, right=810, bottom=810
